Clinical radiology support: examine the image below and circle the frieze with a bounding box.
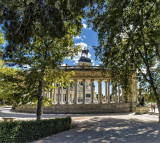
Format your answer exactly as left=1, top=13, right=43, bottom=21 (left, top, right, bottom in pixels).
left=65, top=70, right=109, bottom=79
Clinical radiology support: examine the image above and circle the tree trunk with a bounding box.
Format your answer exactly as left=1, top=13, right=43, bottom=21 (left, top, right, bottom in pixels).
left=3, top=98, right=6, bottom=107
left=37, top=80, right=43, bottom=120
left=36, top=43, right=48, bottom=120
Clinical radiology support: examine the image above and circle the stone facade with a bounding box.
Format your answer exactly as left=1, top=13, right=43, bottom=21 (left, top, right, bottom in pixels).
left=15, top=49, right=138, bottom=113
left=16, top=103, right=137, bottom=114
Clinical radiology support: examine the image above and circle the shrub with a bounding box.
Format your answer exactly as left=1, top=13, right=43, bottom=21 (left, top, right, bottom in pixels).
left=0, top=116, right=71, bottom=143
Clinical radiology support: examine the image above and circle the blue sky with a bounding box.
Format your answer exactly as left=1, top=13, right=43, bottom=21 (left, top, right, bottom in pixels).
left=63, top=20, right=102, bottom=66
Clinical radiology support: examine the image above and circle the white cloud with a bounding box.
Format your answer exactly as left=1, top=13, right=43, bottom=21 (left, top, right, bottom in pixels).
left=91, top=60, right=95, bottom=65
left=61, top=63, right=66, bottom=66
left=75, top=42, right=87, bottom=49
left=83, top=23, right=87, bottom=29
left=23, top=64, right=31, bottom=69
left=83, top=35, right=86, bottom=39
left=73, top=52, right=92, bottom=64
left=65, top=43, right=87, bottom=61
left=73, top=53, right=81, bottom=63
left=73, top=36, right=81, bottom=40
left=88, top=53, right=91, bottom=58
left=72, top=42, right=93, bottom=64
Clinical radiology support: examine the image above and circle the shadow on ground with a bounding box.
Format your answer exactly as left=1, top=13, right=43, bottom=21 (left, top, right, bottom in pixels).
left=1, top=107, right=160, bottom=143
left=32, top=117, right=160, bottom=143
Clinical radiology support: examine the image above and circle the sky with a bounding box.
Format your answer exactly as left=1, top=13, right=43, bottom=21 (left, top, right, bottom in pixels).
left=63, top=20, right=101, bottom=66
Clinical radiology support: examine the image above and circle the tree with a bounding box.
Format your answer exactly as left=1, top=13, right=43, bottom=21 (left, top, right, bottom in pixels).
left=0, top=0, right=91, bottom=120
left=0, top=32, right=26, bottom=107
left=0, top=59, right=26, bottom=107
left=88, top=0, right=160, bottom=122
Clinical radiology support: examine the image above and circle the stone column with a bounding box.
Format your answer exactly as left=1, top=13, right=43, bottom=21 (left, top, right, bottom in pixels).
left=42, top=90, right=45, bottom=97
left=112, top=82, right=114, bottom=103
left=132, top=79, right=138, bottom=103
left=57, top=84, right=60, bottom=104
left=91, top=79, right=94, bottom=104
left=66, top=81, right=70, bottom=104
left=74, top=79, right=78, bottom=104
left=105, top=81, right=108, bottom=103
left=98, top=80, right=102, bottom=104
left=118, top=83, right=120, bottom=103
left=115, top=83, right=118, bottom=103
left=54, top=85, right=56, bottom=104
left=83, top=79, right=86, bottom=104
left=48, top=89, right=50, bottom=99
left=47, top=90, right=49, bottom=98
left=122, top=88, right=125, bottom=103
left=50, top=89, right=53, bottom=100
left=48, top=91, right=50, bottom=98
left=47, top=92, right=49, bottom=98
left=135, top=79, right=138, bottom=103
left=61, top=85, right=63, bottom=104
left=108, top=80, right=110, bottom=103
left=46, top=91, right=48, bottom=98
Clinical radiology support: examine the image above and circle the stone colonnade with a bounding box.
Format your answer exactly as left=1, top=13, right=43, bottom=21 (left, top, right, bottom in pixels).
left=43, top=78, right=138, bottom=105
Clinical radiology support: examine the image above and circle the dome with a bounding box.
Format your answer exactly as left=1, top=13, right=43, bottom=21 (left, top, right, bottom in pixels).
left=78, top=56, right=91, bottom=63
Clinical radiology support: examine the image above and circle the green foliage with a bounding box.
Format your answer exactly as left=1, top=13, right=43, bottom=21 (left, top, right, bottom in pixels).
left=0, top=0, right=92, bottom=119
left=0, top=31, right=4, bottom=58
left=0, top=60, right=27, bottom=107
left=0, top=0, right=91, bottom=48
left=0, top=117, right=71, bottom=143
left=87, top=0, right=160, bottom=101
left=0, top=32, right=4, bottom=46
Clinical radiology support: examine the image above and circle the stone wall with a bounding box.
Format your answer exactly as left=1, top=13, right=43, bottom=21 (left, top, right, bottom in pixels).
left=135, top=106, right=150, bottom=114
left=15, top=103, right=137, bottom=114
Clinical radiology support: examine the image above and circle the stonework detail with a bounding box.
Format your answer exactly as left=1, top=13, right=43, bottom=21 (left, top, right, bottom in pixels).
left=66, top=70, right=109, bottom=80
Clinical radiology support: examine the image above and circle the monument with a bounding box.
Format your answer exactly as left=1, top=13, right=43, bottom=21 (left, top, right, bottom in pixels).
left=16, top=48, right=138, bottom=113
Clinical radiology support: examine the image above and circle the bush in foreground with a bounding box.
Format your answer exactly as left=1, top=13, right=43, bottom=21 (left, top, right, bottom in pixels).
left=0, top=117, right=71, bottom=143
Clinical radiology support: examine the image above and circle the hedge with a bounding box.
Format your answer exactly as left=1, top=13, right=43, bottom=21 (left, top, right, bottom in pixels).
left=0, top=117, right=71, bottom=143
